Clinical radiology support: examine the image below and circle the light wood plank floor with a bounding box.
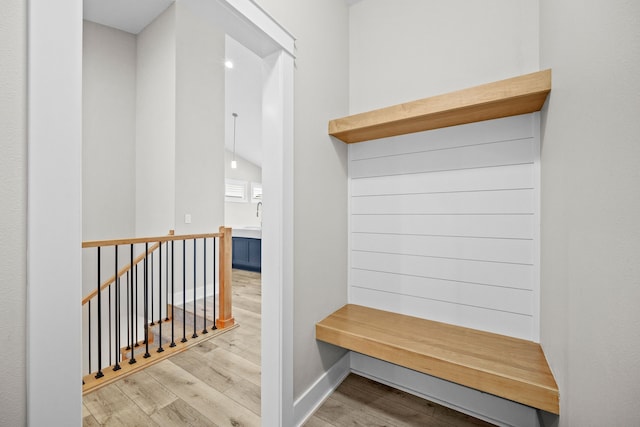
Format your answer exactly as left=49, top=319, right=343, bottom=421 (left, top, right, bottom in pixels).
left=304, top=374, right=494, bottom=427
left=83, top=269, right=262, bottom=427
left=83, top=269, right=494, bottom=427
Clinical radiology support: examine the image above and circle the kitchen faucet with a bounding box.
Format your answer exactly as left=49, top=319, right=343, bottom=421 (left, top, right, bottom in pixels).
left=256, top=201, right=262, bottom=218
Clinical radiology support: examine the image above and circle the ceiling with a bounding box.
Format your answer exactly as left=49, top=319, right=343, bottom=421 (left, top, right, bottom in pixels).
left=225, top=36, right=264, bottom=168
left=84, top=0, right=363, bottom=35
left=83, top=0, right=361, bottom=167
left=83, top=0, right=175, bottom=34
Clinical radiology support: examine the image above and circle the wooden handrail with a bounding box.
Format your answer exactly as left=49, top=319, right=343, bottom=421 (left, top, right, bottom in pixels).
left=82, top=231, right=222, bottom=248
left=81, top=226, right=235, bottom=393
left=81, top=240, right=162, bottom=306
left=81, top=230, right=231, bottom=307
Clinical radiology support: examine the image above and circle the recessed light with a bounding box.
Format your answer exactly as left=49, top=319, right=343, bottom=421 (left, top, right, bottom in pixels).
left=225, top=60, right=234, bottom=69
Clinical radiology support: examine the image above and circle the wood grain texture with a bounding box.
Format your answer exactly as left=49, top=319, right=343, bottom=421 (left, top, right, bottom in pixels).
left=145, top=360, right=260, bottom=427
left=150, top=398, right=216, bottom=427
left=306, top=374, right=493, bottom=427
left=82, top=230, right=220, bottom=249
left=217, top=226, right=235, bottom=329
left=83, top=269, right=262, bottom=426
left=82, top=323, right=239, bottom=395
left=81, top=240, right=162, bottom=305
left=329, top=69, right=551, bottom=143
left=315, top=304, right=559, bottom=414
left=84, top=270, right=492, bottom=426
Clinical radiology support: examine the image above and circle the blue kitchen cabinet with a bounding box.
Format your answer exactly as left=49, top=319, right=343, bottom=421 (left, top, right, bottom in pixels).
left=232, top=237, right=261, bottom=272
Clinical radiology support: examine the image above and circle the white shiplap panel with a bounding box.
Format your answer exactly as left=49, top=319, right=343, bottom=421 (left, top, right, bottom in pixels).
left=351, top=163, right=534, bottom=197
left=351, top=251, right=533, bottom=290
left=352, top=214, right=534, bottom=239
left=350, top=286, right=534, bottom=340
left=351, top=269, right=533, bottom=315
left=351, top=189, right=534, bottom=215
left=349, top=114, right=535, bottom=161
left=351, top=233, right=533, bottom=265
left=348, top=112, right=540, bottom=340
left=350, top=139, right=534, bottom=179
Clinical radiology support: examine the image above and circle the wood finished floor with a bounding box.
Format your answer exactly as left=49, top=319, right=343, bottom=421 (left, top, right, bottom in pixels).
left=83, top=269, right=495, bottom=427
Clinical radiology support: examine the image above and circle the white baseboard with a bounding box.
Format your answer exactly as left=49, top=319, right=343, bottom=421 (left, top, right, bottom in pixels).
left=172, top=282, right=218, bottom=306
left=293, top=352, right=351, bottom=427
left=350, top=353, right=540, bottom=427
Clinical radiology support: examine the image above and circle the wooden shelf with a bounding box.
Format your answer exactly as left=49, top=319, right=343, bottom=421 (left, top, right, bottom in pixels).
left=316, top=304, right=559, bottom=414
left=329, top=69, right=551, bottom=143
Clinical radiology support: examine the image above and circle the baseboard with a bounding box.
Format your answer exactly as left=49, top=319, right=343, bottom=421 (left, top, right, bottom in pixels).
left=293, top=352, right=351, bottom=427
left=350, top=353, right=540, bottom=427
left=172, top=283, right=217, bottom=306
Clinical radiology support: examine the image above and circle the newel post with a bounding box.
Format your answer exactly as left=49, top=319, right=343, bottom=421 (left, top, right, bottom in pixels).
left=216, top=226, right=235, bottom=329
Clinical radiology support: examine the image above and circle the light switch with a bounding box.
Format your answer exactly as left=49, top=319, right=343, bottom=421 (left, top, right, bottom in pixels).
left=184, top=213, right=192, bottom=224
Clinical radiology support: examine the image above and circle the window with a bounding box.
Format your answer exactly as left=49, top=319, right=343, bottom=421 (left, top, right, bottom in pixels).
left=225, top=179, right=248, bottom=202
left=251, top=182, right=262, bottom=203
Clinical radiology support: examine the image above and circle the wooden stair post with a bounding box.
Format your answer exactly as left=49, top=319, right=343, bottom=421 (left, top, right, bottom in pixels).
left=216, top=226, right=235, bottom=329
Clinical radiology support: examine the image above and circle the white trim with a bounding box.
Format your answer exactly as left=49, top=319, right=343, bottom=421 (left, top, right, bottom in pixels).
left=532, top=112, right=542, bottom=342
left=228, top=0, right=296, bottom=56
left=261, top=48, right=295, bottom=427
left=27, top=0, right=83, bottom=425
left=293, top=352, right=351, bottom=427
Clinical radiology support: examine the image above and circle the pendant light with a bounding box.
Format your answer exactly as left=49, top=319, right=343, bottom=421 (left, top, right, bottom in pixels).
left=231, top=112, right=238, bottom=169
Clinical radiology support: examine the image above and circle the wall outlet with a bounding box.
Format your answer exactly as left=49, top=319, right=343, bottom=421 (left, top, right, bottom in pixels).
left=184, top=213, right=192, bottom=224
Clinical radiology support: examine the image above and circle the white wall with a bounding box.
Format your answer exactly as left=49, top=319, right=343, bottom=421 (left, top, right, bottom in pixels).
left=174, top=1, right=225, bottom=235
left=82, top=21, right=138, bottom=298
left=135, top=5, right=176, bottom=236
left=0, top=0, right=27, bottom=424
left=253, top=0, right=350, bottom=401
left=349, top=0, right=539, bottom=113
left=225, top=34, right=263, bottom=168
left=539, top=0, right=640, bottom=425
left=82, top=21, right=137, bottom=241
left=349, top=114, right=540, bottom=341
left=224, top=150, right=262, bottom=229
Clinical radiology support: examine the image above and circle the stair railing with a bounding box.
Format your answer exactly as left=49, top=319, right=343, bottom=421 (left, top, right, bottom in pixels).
left=81, top=226, right=234, bottom=393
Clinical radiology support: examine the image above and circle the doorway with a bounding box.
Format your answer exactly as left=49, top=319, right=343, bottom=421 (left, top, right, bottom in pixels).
left=27, top=0, right=294, bottom=425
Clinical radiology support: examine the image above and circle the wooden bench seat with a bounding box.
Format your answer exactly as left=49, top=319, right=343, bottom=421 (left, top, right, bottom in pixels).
left=316, top=304, right=559, bottom=414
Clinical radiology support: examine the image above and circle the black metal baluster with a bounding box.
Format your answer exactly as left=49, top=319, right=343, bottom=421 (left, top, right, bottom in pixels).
left=165, top=240, right=169, bottom=321
left=95, top=247, right=104, bottom=379
left=88, top=300, right=92, bottom=373
left=157, top=242, right=164, bottom=353
left=202, top=238, right=208, bottom=335
left=135, top=263, right=139, bottom=347
left=182, top=239, right=187, bottom=343
left=192, top=239, right=198, bottom=339
left=108, top=272, right=112, bottom=367
left=212, top=236, right=217, bottom=331
left=170, top=240, right=176, bottom=347
left=114, top=245, right=121, bottom=371
left=144, top=242, right=150, bottom=358
left=126, top=270, right=130, bottom=351
left=129, top=244, right=136, bottom=364
left=150, top=252, right=154, bottom=326
left=114, top=277, right=121, bottom=371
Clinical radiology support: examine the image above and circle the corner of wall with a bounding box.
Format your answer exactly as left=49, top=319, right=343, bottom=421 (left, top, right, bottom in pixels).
left=293, top=352, right=350, bottom=427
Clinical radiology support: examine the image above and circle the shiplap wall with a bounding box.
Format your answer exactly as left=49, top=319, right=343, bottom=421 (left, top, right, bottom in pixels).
left=349, top=113, right=540, bottom=341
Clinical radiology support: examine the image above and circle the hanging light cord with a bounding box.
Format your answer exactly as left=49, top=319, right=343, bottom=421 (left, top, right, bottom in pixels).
left=232, top=113, right=238, bottom=163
